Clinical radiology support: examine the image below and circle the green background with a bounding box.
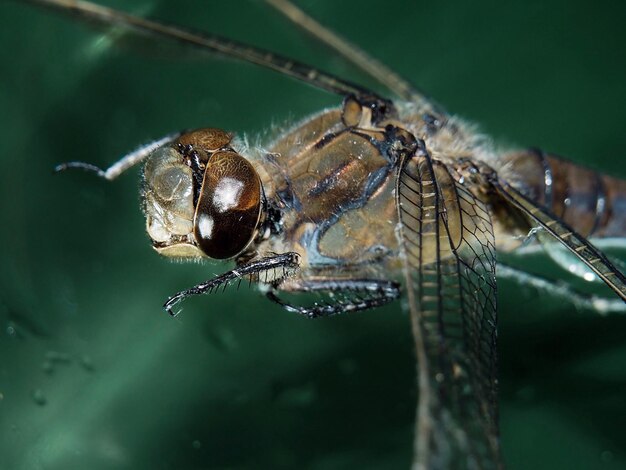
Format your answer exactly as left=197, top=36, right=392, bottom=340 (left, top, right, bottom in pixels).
left=1, top=1, right=625, bottom=469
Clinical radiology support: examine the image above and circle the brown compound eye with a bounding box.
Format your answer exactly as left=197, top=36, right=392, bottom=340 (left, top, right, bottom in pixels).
left=193, top=151, right=262, bottom=259
left=177, top=128, right=233, bottom=154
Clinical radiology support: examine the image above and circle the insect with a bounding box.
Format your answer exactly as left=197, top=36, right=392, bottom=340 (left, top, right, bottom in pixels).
left=5, top=0, right=626, bottom=469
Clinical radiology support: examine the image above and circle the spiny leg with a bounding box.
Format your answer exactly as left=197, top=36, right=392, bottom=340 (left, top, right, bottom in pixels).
left=163, top=253, right=301, bottom=317
left=55, top=132, right=182, bottom=180
left=266, top=279, right=400, bottom=318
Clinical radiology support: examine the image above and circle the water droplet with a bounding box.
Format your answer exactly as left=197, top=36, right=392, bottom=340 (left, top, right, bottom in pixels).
left=192, top=440, right=201, bottom=450
left=601, top=450, right=614, bottom=463
left=32, top=389, right=47, bottom=406
left=80, top=355, right=95, bottom=372
left=583, top=272, right=597, bottom=282
left=46, top=351, right=72, bottom=363
left=42, top=361, right=54, bottom=374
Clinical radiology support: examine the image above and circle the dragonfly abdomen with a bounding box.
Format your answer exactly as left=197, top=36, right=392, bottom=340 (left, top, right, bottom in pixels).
left=502, top=149, right=626, bottom=238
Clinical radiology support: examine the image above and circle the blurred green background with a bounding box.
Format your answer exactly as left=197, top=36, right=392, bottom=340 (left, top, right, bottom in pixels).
left=1, top=1, right=626, bottom=469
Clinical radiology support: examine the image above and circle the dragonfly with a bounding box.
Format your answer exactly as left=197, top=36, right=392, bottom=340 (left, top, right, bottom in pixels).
left=12, top=0, right=626, bottom=468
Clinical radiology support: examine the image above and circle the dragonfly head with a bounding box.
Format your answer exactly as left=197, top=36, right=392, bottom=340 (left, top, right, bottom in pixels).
left=142, top=128, right=263, bottom=260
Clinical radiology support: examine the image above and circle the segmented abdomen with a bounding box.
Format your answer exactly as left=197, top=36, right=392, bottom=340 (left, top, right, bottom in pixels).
left=502, top=150, right=626, bottom=238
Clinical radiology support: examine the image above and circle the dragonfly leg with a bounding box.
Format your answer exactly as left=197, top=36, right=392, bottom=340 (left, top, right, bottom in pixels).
left=266, top=279, right=400, bottom=318
left=163, top=252, right=301, bottom=317
left=498, top=263, right=626, bottom=314
left=54, top=132, right=182, bottom=180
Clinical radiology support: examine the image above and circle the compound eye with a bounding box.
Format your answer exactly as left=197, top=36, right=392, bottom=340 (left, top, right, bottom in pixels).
left=153, top=166, right=193, bottom=202
left=193, top=151, right=262, bottom=259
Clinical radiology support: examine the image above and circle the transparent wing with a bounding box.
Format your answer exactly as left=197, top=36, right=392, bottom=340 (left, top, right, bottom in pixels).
left=493, top=178, right=626, bottom=302
left=396, top=148, right=501, bottom=469
left=265, top=0, right=435, bottom=107
left=22, top=0, right=372, bottom=98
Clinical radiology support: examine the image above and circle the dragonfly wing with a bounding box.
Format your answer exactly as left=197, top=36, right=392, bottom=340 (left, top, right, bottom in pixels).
left=493, top=178, right=626, bottom=302
left=396, top=147, right=501, bottom=469
left=23, top=0, right=370, bottom=97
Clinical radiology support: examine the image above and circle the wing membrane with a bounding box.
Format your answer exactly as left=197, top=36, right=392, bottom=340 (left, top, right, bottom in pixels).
left=493, top=178, right=626, bottom=302
left=396, top=148, right=501, bottom=469
left=22, top=0, right=371, bottom=97
left=265, top=0, right=435, bottom=108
